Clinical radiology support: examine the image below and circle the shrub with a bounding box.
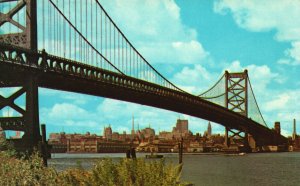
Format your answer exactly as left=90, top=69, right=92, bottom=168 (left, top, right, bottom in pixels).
left=0, top=138, right=192, bottom=185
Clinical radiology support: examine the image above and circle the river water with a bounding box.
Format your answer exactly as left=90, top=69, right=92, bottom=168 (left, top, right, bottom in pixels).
left=49, top=152, right=300, bottom=186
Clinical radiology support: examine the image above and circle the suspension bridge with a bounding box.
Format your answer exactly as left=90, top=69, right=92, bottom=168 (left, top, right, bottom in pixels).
left=0, top=0, right=287, bottom=151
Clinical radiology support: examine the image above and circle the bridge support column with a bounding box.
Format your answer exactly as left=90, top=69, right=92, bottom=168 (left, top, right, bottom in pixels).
left=224, top=127, right=252, bottom=152
left=22, top=76, right=41, bottom=148
left=225, top=127, right=230, bottom=148
left=224, top=70, right=253, bottom=152
left=0, top=74, right=41, bottom=152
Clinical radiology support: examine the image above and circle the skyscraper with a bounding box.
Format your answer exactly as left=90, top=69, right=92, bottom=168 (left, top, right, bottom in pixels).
left=104, top=125, right=112, bottom=140
left=207, top=122, right=212, bottom=137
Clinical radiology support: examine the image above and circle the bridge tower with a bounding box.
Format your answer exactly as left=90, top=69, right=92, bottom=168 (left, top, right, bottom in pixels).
left=224, top=70, right=252, bottom=151
left=0, top=0, right=40, bottom=150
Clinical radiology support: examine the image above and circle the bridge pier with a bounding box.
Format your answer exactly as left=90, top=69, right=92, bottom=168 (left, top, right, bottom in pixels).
left=0, top=74, right=41, bottom=152
left=224, top=127, right=252, bottom=152
left=22, top=76, right=41, bottom=148
left=225, top=127, right=230, bottom=148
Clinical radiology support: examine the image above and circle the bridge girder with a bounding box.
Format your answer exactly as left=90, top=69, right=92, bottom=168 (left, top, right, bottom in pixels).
left=0, top=44, right=288, bottom=148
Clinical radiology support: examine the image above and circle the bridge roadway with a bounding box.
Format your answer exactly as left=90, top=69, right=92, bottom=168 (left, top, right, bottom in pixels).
left=0, top=43, right=287, bottom=146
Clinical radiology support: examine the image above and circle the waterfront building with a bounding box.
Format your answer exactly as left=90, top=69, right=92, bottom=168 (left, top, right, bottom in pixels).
left=112, top=132, right=120, bottom=141
left=187, top=141, right=204, bottom=153
left=48, top=131, right=133, bottom=153
left=158, top=131, right=173, bottom=140
left=172, top=119, right=191, bottom=139
left=140, top=126, right=155, bottom=140
left=103, top=125, right=112, bottom=140
left=47, top=118, right=238, bottom=154
left=136, top=140, right=176, bottom=153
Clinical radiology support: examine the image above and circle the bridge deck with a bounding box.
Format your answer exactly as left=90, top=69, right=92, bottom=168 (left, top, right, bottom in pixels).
left=0, top=44, right=287, bottom=146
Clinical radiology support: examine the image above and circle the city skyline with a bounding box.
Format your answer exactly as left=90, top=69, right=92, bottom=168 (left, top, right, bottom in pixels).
left=1, top=0, right=299, bottom=137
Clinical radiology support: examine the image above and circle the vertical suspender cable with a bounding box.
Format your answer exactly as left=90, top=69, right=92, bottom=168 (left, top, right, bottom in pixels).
left=118, top=32, right=120, bottom=70
left=54, top=0, right=56, bottom=55
left=85, top=0, right=87, bottom=63
left=48, top=1, right=50, bottom=52
left=109, top=18, right=111, bottom=65
left=96, top=4, right=98, bottom=66
left=121, top=37, right=125, bottom=72
left=56, top=0, right=58, bottom=54
left=58, top=0, right=61, bottom=56
left=114, top=24, right=115, bottom=69
left=69, top=0, right=71, bottom=59
left=126, top=42, right=127, bottom=73
left=91, top=0, right=93, bottom=65
left=50, top=1, right=53, bottom=54
left=75, top=0, right=77, bottom=61
left=42, top=0, right=45, bottom=50
left=105, top=13, right=107, bottom=69
left=80, top=0, right=82, bottom=62
left=62, top=0, right=67, bottom=58
left=100, top=9, right=102, bottom=68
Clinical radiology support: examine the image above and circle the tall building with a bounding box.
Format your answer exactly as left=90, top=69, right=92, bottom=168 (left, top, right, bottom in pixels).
left=207, top=122, right=212, bottom=138
left=293, top=119, right=297, bottom=141
left=104, top=125, right=112, bottom=140
left=141, top=127, right=155, bottom=139
left=172, top=119, right=189, bottom=139
left=174, top=119, right=188, bottom=133
left=274, top=122, right=281, bottom=134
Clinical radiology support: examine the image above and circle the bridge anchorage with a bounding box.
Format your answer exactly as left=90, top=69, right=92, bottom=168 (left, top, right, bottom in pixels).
left=0, top=0, right=288, bottom=153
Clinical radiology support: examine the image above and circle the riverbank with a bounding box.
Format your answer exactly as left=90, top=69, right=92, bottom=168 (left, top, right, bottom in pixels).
left=49, top=152, right=300, bottom=186
left=0, top=151, right=192, bottom=185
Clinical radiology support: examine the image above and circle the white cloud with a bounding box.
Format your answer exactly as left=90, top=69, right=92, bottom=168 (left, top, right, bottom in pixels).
left=214, top=0, right=300, bottom=41
left=48, top=103, right=90, bottom=120
left=172, top=60, right=277, bottom=95
left=280, top=41, right=300, bottom=65
left=265, top=94, right=290, bottom=111
left=101, top=0, right=209, bottom=64
left=225, top=60, right=278, bottom=91
left=214, top=0, right=300, bottom=66
left=172, top=64, right=219, bottom=94
left=265, top=90, right=300, bottom=112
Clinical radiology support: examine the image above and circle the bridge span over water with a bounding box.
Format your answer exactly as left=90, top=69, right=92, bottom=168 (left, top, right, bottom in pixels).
left=0, top=0, right=287, bottom=150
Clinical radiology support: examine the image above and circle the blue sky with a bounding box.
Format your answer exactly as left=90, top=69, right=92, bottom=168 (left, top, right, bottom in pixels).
left=1, top=0, right=300, bottom=137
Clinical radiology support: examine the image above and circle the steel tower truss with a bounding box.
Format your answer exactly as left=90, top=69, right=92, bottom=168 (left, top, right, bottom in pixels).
left=0, top=0, right=40, bottom=148
left=224, top=70, right=251, bottom=150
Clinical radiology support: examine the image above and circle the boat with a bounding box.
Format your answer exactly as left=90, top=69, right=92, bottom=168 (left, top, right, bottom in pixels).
left=145, top=154, right=164, bottom=159
left=145, top=151, right=164, bottom=159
